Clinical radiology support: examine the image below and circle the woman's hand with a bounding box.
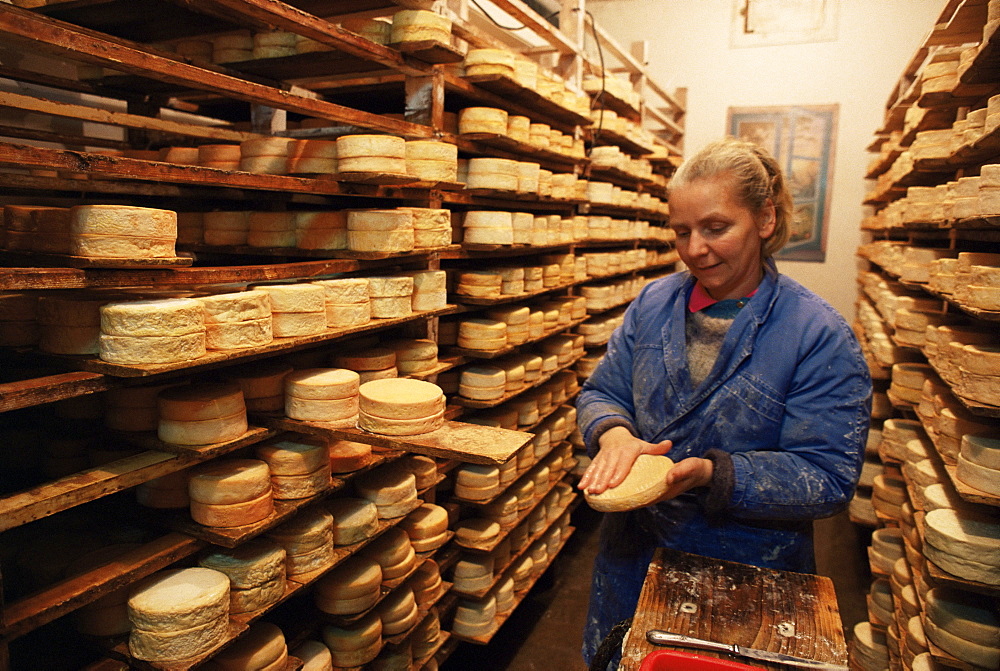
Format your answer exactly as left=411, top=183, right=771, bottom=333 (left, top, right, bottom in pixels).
left=578, top=426, right=673, bottom=495
left=653, top=457, right=714, bottom=503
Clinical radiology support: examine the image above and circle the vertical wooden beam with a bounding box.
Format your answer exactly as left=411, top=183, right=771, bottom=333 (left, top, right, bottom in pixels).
left=404, top=70, right=445, bottom=129
left=556, top=0, right=584, bottom=89
left=630, top=40, right=648, bottom=123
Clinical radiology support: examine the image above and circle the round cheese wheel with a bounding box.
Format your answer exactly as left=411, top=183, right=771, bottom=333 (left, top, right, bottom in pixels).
left=292, top=640, right=332, bottom=671
left=101, top=298, right=203, bottom=337
left=355, top=464, right=418, bottom=505
left=376, top=587, right=418, bottom=635
left=129, top=615, right=229, bottom=662
left=358, top=378, right=445, bottom=420
left=347, top=229, right=414, bottom=252
left=314, top=277, right=368, bottom=304
left=158, top=410, right=248, bottom=446
left=359, top=408, right=444, bottom=436
left=256, top=437, right=329, bottom=475
left=328, top=440, right=372, bottom=473
left=326, top=497, right=379, bottom=545
left=127, top=567, right=230, bottom=632
left=400, top=503, right=449, bottom=540
left=190, top=489, right=274, bottom=528
left=266, top=507, right=334, bottom=555
left=337, top=134, right=405, bottom=158
left=188, top=458, right=271, bottom=504
left=199, top=538, right=286, bottom=589
left=71, top=205, right=176, bottom=237
left=252, top=284, right=326, bottom=313
left=270, top=310, right=326, bottom=337
left=212, top=621, right=286, bottom=671
left=334, top=347, right=396, bottom=371
left=158, top=382, right=245, bottom=421
left=285, top=395, right=358, bottom=422
left=285, top=541, right=334, bottom=575
left=205, top=318, right=272, bottom=350
left=585, top=455, right=675, bottom=512
left=100, top=331, right=207, bottom=365
left=325, top=303, right=371, bottom=328
left=322, top=614, right=382, bottom=664
left=285, top=368, right=359, bottom=400
left=271, top=463, right=332, bottom=500
left=347, top=209, right=412, bottom=232
left=925, top=507, right=1000, bottom=565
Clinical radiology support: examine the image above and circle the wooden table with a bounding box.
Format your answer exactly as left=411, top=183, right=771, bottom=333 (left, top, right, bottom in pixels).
left=619, top=548, right=849, bottom=670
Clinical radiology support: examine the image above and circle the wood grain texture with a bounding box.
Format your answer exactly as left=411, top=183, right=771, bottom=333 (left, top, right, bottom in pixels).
left=620, top=548, right=848, bottom=671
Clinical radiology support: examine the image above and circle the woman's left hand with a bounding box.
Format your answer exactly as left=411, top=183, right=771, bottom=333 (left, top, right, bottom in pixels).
left=653, top=457, right=714, bottom=503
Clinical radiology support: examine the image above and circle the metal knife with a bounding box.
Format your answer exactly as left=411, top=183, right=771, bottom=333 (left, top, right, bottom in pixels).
left=645, top=630, right=849, bottom=671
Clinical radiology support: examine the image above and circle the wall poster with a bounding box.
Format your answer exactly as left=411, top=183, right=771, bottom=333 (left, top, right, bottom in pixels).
left=726, top=104, right=837, bottom=263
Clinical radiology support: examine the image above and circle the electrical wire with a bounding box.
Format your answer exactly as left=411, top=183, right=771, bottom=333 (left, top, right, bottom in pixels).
left=469, top=0, right=527, bottom=32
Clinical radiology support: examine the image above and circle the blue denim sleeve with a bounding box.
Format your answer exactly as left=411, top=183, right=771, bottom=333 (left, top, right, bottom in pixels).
left=729, top=313, right=872, bottom=520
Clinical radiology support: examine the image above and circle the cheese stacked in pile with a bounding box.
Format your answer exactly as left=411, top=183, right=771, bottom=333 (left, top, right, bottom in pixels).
left=315, top=555, right=382, bottom=615
left=157, top=382, right=248, bottom=446
left=464, top=48, right=514, bottom=77
left=463, top=210, right=513, bottom=245
left=247, top=212, right=296, bottom=248
left=360, top=527, right=417, bottom=581
left=953, top=249, right=1000, bottom=311
left=228, top=361, right=292, bottom=413
left=313, top=277, right=370, bottom=328
left=955, top=343, right=1000, bottom=409
left=295, top=211, right=347, bottom=250
left=198, top=290, right=273, bottom=350
left=451, top=554, right=494, bottom=594
left=240, top=137, right=294, bottom=175
left=456, top=269, right=503, bottom=299
left=488, top=305, right=530, bottom=346
left=98, top=296, right=205, bottom=364
left=252, top=283, right=327, bottom=337
left=325, top=496, right=379, bottom=545
left=398, top=208, right=451, bottom=250
left=212, top=31, right=253, bottom=63
left=334, top=346, right=397, bottom=382
left=386, top=338, right=438, bottom=375
left=454, top=463, right=501, bottom=501
left=70, top=205, right=177, bottom=259
left=407, top=269, right=448, bottom=310
left=374, top=584, right=420, bottom=637
left=411, top=611, right=443, bottom=660
left=409, top=558, right=444, bottom=606
left=256, top=436, right=332, bottom=500
left=358, top=378, right=445, bottom=436
left=458, top=107, right=507, bottom=135
left=355, top=462, right=419, bottom=518
left=958, top=433, right=1000, bottom=496
left=347, top=208, right=415, bottom=254
left=328, top=438, right=372, bottom=473
left=289, top=139, right=338, bottom=175
left=188, top=458, right=273, bottom=527
left=322, top=612, right=382, bottom=667
left=923, top=587, right=999, bottom=668
left=106, top=380, right=185, bottom=433
left=406, top=141, right=458, bottom=183
left=390, top=9, right=451, bottom=45
left=460, top=364, right=506, bottom=401
left=126, top=567, right=230, bottom=662
left=341, top=17, right=391, bottom=45
left=291, top=640, right=333, bottom=671
left=455, top=518, right=501, bottom=551
left=399, top=502, right=450, bottom=552
left=212, top=622, right=288, bottom=671
left=337, top=134, right=406, bottom=175
left=198, top=144, right=241, bottom=170
left=199, top=539, right=286, bottom=615
left=466, top=157, right=519, bottom=191
left=458, top=317, right=506, bottom=351
left=267, top=506, right=336, bottom=577
left=923, top=506, right=1000, bottom=585
left=250, top=28, right=296, bottom=58
left=368, top=275, right=414, bottom=318
left=284, top=368, right=360, bottom=426
left=203, top=211, right=249, bottom=246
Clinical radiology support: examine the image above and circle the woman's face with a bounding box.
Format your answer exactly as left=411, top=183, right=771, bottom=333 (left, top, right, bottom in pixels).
left=668, top=174, right=776, bottom=301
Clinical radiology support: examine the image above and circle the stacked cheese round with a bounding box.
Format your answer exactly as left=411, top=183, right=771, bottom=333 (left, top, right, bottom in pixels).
left=455, top=518, right=501, bottom=551
left=510, top=212, right=534, bottom=245
left=333, top=346, right=397, bottom=382
left=464, top=48, right=514, bottom=77
left=247, top=211, right=296, bottom=248
left=69, top=205, right=176, bottom=259
left=452, top=553, right=494, bottom=593
left=289, top=139, right=338, bottom=175
left=358, top=378, right=445, bottom=436
left=390, top=9, right=451, bottom=44
left=295, top=211, right=347, bottom=250
left=328, top=438, right=372, bottom=473
left=524, top=266, right=545, bottom=292
left=337, top=134, right=406, bottom=175
left=347, top=208, right=414, bottom=253
left=291, top=640, right=333, bottom=671
left=407, top=269, right=448, bottom=310
left=267, top=506, right=335, bottom=576
left=958, top=433, right=1000, bottom=495
left=198, top=539, right=286, bottom=614
left=315, top=554, right=382, bottom=615
left=251, top=283, right=327, bottom=337
left=367, top=275, right=414, bottom=318
left=326, top=496, right=379, bottom=545
left=98, top=297, right=205, bottom=364
left=126, top=567, right=230, bottom=662
left=198, top=290, right=273, bottom=350
left=322, top=612, right=383, bottom=667
left=188, top=458, right=273, bottom=527
left=212, top=621, right=287, bottom=671
left=483, top=492, right=518, bottom=526
left=407, top=558, right=443, bottom=606
left=411, top=611, right=442, bottom=659
left=199, top=144, right=242, bottom=170
left=398, top=454, right=438, bottom=490
left=498, top=359, right=525, bottom=392
left=506, top=115, right=530, bottom=143
left=398, top=209, right=451, bottom=250
left=355, top=462, right=419, bottom=518
left=466, top=158, right=519, bottom=191
left=923, top=507, right=1000, bottom=584
left=406, top=141, right=458, bottom=183
left=136, top=469, right=191, bottom=509
left=385, top=338, right=437, bottom=375
left=240, top=137, right=294, bottom=175
left=157, top=382, right=248, bottom=446
left=212, top=31, right=253, bottom=63
left=399, top=502, right=449, bottom=552
left=458, top=318, right=506, bottom=351
left=313, top=277, right=370, bottom=328
left=458, top=107, right=507, bottom=135
left=454, top=463, right=501, bottom=501
left=284, top=368, right=360, bottom=426
left=203, top=211, right=249, bottom=245
left=463, top=210, right=513, bottom=245
left=456, top=269, right=503, bottom=298
left=228, top=361, right=292, bottom=413
left=361, top=527, right=417, bottom=581
left=487, top=305, right=530, bottom=345
left=256, top=436, right=332, bottom=500
left=459, top=364, right=506, bottom=400
left=872, top=473, right=907, bottom=519
left=374, top=585, right=420, bottom=635
left=924, top=587, right=999, bottom=668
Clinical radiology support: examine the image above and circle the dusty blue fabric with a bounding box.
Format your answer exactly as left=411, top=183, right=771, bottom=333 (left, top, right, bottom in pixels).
left=577, top=263, right=872, bottom=665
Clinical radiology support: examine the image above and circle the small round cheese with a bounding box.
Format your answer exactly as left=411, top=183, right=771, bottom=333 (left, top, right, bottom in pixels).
left=188, top=458, right=271, bottom=504
left=256, top=437, right=329, bottom=475
left=585, top=455, right=675, bottom=512
left=100, top=331, right=207, bottom=365
left=322, top=614, right=382, bottom=666
left=315, top=555, right=382, bottom=609
left=347, top=209, right=413, bottom=232
left=71, top=205, right=176, bottom=238
left=355, top=464, right=418, bottom=505
left=252, top=283, right=326, bottom=313
left=326, top=497, right=379, bottom=545
left=285, top=368, right=360, bottom=400
left=285, top=395, right=358, bottom=422
left=266, top=507, right=334, bottom=556
left=157, top=410, right=248, bottom=446
left=359, top=408, right=445, bottom=436
left=158, top=382, right=245, bottom=422
left=328, top=440, right=372, bottom=473
left=337, top=134, right=405, bottom=158
left=198, top=538, right=286, bottom=589
left=400, top=503, right=449, bottom=541
left=358, top=378, right=445, bottom=420
left=190, top=489, right=274, bottom=528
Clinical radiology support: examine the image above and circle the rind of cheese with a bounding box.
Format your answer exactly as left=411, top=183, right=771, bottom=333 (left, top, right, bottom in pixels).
left=188, top=458, right=270, bottom=505
left=296, top=227, right=347, bottom=250
left=962, top=434, right=1000, bottom=469
left=100, top=298, right=203, bottom=337
left=347, top=209, right=412, bottom=232
left=228, top=576, right=284, bottom=615
left=458, top=107, right=508, bottom=135
left=240, top=156, right=288, bottom=174
left=313, top=278, right=368, bottom=304
left=190, top=488, right=274, bottom=528
left=367, top=275, right=414, bottom=297
left=212, top=621, right=286, bottom=671
left=100, top=331, right=206, bottom=364
left=285, top=368, right=360, bottom=399
left=338, top=156, right=407, bottom=174
left=292, top=640, right=332, bottom=671
left=336, top=134, right=405, bottom=158
left=290, top=157, right=337, bottom=174
left=158, top=410, right=248, bottom=446
left=358, top=378, right=445, bottom=420
left=370, top=296, right=412, bottom=318
left=956, top=453, right=1000, bottom=496
left=585, top=455, right=675, bottom=512
left=72, top=234, right=176, bottom=258
left=326, top=497, right=379, bottom=545
left=355, top=466, right=418, bottom=505
left=158, top=382, right=245, bottom=421
left=412, top=225, right=451, bottom=247
left=285, top=395, right=359, bottom=422
left=375, top=587, right=418, bottom=634
left=347, top=229, right=414, bottom=252
left=400, top=503, right=448, bottom=539
left=271, top=464, right=332, bottom=499
left=326, top=303, right=370, bottom=327
left=464, top=210, right=513, bottom=229
left=464, top=227, right=514, bottom=245
left=271, top=311, right=326, bottom=337
left=266, top=507, right=334, bottom=555
left=229, top=362, right=293, bottom=399
left=198, top=290, right=271, bottom=323
left=315, top=555, right=382, bottom=601
left=241, top=136, right=295, bottom=157
left=359, top=407, right=444, bottom=435
left=322, top=617, right=382, bottom=666
left=334, top=347, right=396, bottom=371
left=129, top=615, right=229, bottom=662
left=328, top=440, right=372, bottom=473
left=256, top=437, right=329, bottom=475
left=127, top=567, right=230, bottom=632
left=198, top=539, right=286, bottom=589
left=205, top=318, right=273, bottom=349
left=406, top=141, right=458, bottom=161
left=252, top=283, right=326, bottom=312
left=71, top=205, right=177, bottom=237
left=285, top=541, right=334, bottom=575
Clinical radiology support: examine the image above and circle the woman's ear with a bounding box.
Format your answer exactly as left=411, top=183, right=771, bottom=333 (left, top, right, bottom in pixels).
left=758, top=198, right=777, bottom=239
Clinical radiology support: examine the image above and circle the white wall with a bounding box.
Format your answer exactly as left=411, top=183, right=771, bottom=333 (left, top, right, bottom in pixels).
left=587, top=0, right=946, bottom=319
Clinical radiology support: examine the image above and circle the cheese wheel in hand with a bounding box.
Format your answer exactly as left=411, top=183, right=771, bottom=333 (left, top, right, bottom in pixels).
left=584, top=455, right=674, bottom=512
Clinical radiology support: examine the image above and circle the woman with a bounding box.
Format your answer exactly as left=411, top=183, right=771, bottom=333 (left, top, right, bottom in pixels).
left=576, top=137, right=871, bottom=666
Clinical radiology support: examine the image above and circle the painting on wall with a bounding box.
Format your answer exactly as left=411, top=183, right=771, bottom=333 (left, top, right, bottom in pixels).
left=726, top=104, right=838, bottom=263
left=731, top=0, right=839, bottom=48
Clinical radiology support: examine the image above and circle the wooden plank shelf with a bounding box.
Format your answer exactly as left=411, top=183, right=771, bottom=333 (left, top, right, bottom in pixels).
left=462, top=73, right=592, bottom=129
left=0, top=370, right=115, bottom=413
left=455, top=133, right=582, bottom=170
left=176, top=243, right=458, bottom=261
left=0, top=251, right=192, bottom=270
left=393, top=39, right=465, bottom=65
left=590, top=128, right=655, bottom=157
left=585, top=201, right=670, bottom=221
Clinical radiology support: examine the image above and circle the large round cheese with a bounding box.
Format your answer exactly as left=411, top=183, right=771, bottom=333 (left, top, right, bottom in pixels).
left=292, top=640, right=332, bottom=671
left=266, top=507, right=334, bottom=556
left=326, top=497, right=379, bottom=545
left=358, top=378, right=445, bottom=420
left=100, top=298, right=203, bottom=337
left=314, top=277, right=368, bottom=304
left=322, top=614, right=382, bottom=665
left=157, top=410, right=248, bottom=446
left=188, top=458, right=271, bottom=504
left=347, top=209, right=412, bottom=232
left=285, top=368, right=359, bottom=399
left=198, top=290, right=271, bottom=324
left=328, top=439, right=372, bottom=473
left=127, top=567, right=230, bottom=632
left=925, top=507, right=1000, bottom=564
left=585, top=455, right=675, bottom=512
left=270, top=463, right=332, bottom=500
left=956, top=453, right=1000, bottom=496
left=129, top=615, right=228, bottom=662
left=70, top=205, right=176, bottom=237
left=355, top=464, right=418, bottom=505
left=256, top=437, right=329, bottom=475
left=337, top=134, right=405, bottom=158
left=158, top=382, right=245, bottom=421
left=285, top=395, right=358, bottom=422
left=100, top=331, right=207, bottom=364
left=347, top=229, right=414, bottom=252
left=212, top=621, right=286, bottom=671
left=359, top=408, right=444, bottom=436
left=199, top=539, right=286, bottom=589
left=190, top=489, right=274, bottom=528
left=315, top=557, right=381, bottom=614
left=205, top=318, right=272, bottom=350
left=252, top=284, right=326, bottom=312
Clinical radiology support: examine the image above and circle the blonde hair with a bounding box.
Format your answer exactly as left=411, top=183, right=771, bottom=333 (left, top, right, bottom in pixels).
left=670, top=137, right=793, bottom=258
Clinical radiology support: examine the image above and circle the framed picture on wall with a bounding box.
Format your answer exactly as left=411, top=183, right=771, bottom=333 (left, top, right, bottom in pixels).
left=726, top=104, right=838, bottom=262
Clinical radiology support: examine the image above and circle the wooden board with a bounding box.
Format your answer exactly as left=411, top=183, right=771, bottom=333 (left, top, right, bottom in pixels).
left=253, top=416, right=531, bottom=465
left=0, top=250, right=192, bottom=269
left=462, top=73, right=592, bottom=128
left=0, top=370, right=113, bottom=413
left=393, top=40, right=465, bottom=64
left=619, top=547, right=848, bottom=671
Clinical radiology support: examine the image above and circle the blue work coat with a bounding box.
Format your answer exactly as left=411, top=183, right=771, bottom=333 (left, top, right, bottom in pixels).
left=577, top=263, right=871, bottom=665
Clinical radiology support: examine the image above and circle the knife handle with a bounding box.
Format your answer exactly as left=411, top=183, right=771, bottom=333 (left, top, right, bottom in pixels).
left=646, top=630, right=736, bottom=655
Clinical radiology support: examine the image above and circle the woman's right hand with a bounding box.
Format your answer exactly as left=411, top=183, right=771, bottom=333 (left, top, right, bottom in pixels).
left=577, top=425, right=673, bottom=495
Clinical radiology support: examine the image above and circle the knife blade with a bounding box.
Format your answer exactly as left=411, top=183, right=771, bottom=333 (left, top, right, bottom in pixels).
left=645, top=630, right=848, bottom=671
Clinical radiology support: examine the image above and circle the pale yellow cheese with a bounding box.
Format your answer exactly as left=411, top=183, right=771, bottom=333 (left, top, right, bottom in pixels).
left=252, top=283, right=326, bottom=312
left=100, top=298, right=203, bottom=337
left=271, top=463, right=332, bottom=500
left=158, top=382, right=245, bottom=421
left=256, top=437, right=329, bottom=475
left=212, top=621, right=286, bottom=671
left=292, top=640, right=333, bottom=671
left=326, top=303, right=370, bottom=327
left=315, top=555, right=381, bottom=608
left=358, top=378, right=444, bottom=420
left=188, top=459, right=271, bottom=505
left=266, top=507, right=334, bottom=556
left=337, top=134, right=405, bottom=158
left=313, top=277, right=368, bottom=304
left=198, top=290, right=271, bottom=323
left=205, top=318, right=272, bottom=349
left=347, top=228, right=414, bottom=252
left=370, top=295, right=412, bottom=318
left=322, top=614, right=382, bottom=665
left=585, top=455, right=675, bottom=512
left=72, top=234, right=175, bottom=258
left=326, top=497, right=379, bottom=545
left=191, top=488, right=274, bottom=528
left=328, top=439, right=372, bottom=473
left=127, top=567, right=230, bottom=632
left=285, top=367, right=360, bottom=399
left=70, top=205, right=177, bottom=237
left=100, top=331, right=207, bottom=364
left=129, top=615, right=228, bottom=662
left=334, top=347, right=396, bottom=370
left=347, top=209, right=412, bottom=232
left=285, top=395, right=358, bottom=422
left=157, top=409, right=245, bottom=445
left=458, top=107, right=508, bottom=135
